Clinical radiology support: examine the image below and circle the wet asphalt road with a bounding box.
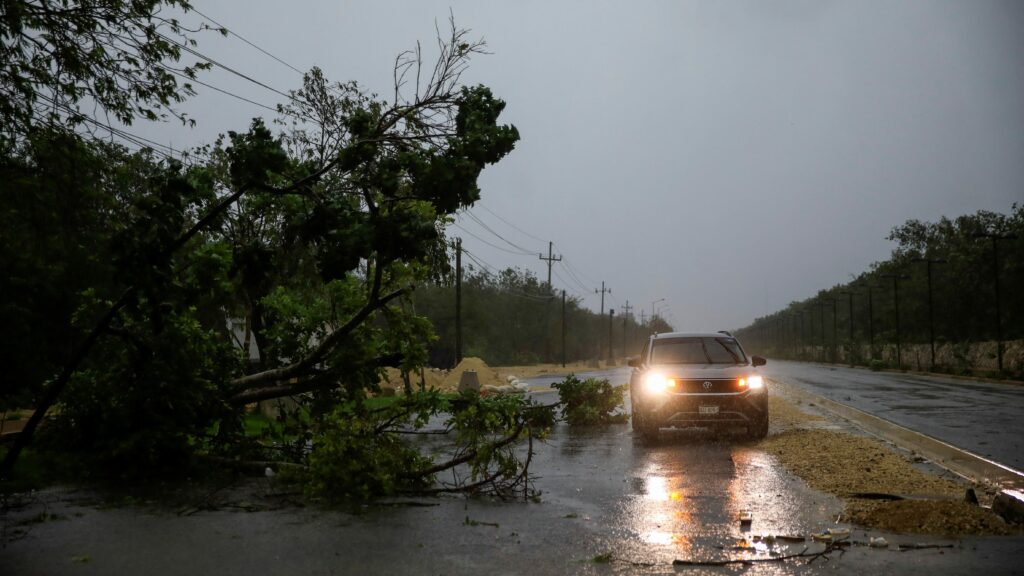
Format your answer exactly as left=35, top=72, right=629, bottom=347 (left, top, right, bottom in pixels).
left=2, top=367, right=1022, bottom=575
left=763, top=361, right=1024, bottom=471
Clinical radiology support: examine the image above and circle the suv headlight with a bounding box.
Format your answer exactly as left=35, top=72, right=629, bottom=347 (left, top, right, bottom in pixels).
left=739, top=375, right=765, bottom=390
left=643, top=372, right=671, bottom=394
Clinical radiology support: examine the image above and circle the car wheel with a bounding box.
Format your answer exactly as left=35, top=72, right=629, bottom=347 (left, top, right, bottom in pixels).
left=746, top=413, right=769, bottom=440
left=632, top=406, right=659, bottom=440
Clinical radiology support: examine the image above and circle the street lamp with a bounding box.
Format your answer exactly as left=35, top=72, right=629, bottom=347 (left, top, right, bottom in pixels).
left=971, top=232, right=1019, bottom=372
left=881, top=273, right=910, bottom=369
left=650, top=298, right=665, bottom=335
left=911, top=257, right=947, bottom=371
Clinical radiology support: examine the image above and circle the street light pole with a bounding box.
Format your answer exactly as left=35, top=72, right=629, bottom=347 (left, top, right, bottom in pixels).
left=650, top=298, right=665, bottom=334
left=972, top=232, right=1019, bottom=372
left=911, top=257, right=947, bottom=371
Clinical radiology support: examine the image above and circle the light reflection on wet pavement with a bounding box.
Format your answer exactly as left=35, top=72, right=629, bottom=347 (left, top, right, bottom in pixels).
left=3, top=369, right=1022, bottom=575
left=553, top=424, right=846, bottom=573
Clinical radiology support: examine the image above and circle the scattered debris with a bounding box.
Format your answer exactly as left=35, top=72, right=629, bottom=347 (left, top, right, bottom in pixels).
left=672, top=539, right=847, bottom=567
left=463, top=515, right=499, bottom=528
left=992, top=489, right=1024, bottom=524
left=739, top=510, right=753, bottom=527
left=896, top=543, right=954, bottom=552
left=964, top=487, right=979, bottom=505
left=869, top=536, right=889, bottom=548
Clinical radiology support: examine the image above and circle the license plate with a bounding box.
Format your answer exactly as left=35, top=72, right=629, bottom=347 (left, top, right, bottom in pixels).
left=699, top=405, right=719, bottom=415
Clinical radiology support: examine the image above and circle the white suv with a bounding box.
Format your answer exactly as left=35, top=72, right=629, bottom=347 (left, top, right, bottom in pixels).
left=627, top=331, right=768, bottom=439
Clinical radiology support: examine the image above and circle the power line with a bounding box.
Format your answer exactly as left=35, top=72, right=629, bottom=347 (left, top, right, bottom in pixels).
left=450, top=222, right=533, bottom=256
left=165, top=69, right=280, bottom=116
left=188, top=7, right=306, bottom=77
left=558, top=259, right=593, bottom=293
left=561, top=255, right=598, bottom=286
left=462, top=248, right=552, bottom=302
left=476, top=203, right=547, bottom=243
left=551, top=268, right=584, bottom=299
left=463, top=211, right=539, bottom=255
left=37, top=93, right=206, bottom=164
left=155, top=31, right=302, bottom=105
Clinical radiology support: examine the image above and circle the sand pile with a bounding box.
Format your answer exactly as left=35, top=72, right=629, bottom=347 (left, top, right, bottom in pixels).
left=848, top=499, right=1017, bottom=536
left=378, top=366, right=447, bottom=394
left=760, top=392, right=1019, bottom=536
left=442, top=357, right=504, bottom=391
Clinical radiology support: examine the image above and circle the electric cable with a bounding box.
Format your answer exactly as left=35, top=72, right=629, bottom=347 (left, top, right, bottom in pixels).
left=189, top=7, right=306, bottom=77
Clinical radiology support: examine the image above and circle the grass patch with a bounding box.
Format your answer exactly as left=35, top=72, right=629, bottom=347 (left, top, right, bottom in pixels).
left=0, top=447, right=78, bottom=493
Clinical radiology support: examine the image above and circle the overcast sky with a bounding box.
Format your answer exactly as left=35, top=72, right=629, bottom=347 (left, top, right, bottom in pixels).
left=136, top=0, right=1024, bottom=331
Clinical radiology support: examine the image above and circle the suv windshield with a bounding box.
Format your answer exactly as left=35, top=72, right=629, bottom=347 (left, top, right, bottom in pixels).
left=650, top=337, right=747, bottom=365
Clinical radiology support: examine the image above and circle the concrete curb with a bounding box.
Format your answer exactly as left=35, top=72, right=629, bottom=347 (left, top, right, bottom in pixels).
left=770, top=378, right=1024, bottom=522
left=774, top=360, right=1024, bottom=387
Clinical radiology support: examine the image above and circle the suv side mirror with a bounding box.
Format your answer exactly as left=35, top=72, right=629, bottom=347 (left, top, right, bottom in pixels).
left=751, top=356, right=767, bottom=367
left=627, top=357, right=642, bottom=368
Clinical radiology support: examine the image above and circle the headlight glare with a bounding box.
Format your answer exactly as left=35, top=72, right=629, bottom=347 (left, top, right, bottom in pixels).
left=747, top=375, right=764, bottom=389
left=643, top=372, right=671, bottom=394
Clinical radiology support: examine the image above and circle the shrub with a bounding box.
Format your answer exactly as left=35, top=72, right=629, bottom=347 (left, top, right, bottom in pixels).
left=552, top=375, right=628, bottom=426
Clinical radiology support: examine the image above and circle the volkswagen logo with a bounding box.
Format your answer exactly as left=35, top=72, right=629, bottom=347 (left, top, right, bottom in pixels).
left=702, top=381, right=713, bottom=390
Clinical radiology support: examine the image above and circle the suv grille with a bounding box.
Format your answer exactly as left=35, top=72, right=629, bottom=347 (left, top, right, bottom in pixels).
left=670, top=378, right=745, bottom=394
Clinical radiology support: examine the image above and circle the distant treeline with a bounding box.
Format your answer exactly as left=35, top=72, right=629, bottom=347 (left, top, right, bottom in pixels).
left=414, top=267, right=672, bottom=367
left=736, top=205, right=1024, bottom=376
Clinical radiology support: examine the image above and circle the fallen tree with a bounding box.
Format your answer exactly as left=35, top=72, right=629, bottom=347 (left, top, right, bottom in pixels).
left=1, top=19, right=519, bottom=480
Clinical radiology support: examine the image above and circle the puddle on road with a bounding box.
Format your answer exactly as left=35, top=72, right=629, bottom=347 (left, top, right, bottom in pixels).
left=614, top=434, right=840, bottom=566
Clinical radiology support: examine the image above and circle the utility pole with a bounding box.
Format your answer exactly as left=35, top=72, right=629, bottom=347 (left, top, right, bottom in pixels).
left=622, top=301, right=633, bottom=357
left=972, top=232, right=1018, bottom=372
left=538, top=241, right=562, bottom=289
left=595, top=282, right=610, bottom=359
left=561, top=290, right=567, bottom=368
left=595, top=282, right=610, bottom=316
left=912, top=257, right=947, bottom=371
left=607, top=309, right=615, bottom=363
left=455, top=238, right=463, bottom=365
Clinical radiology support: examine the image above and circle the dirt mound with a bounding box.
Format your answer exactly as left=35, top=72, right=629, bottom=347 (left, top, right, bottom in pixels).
left=849, top=499, right=1020, bottom=536
left=442, top=357, right=503, bottom=390
left=759, top=394, right=1015, bottom=536
left=379, top=366, right=448, bottom=393
left=760, top=428, right=962, bottom=499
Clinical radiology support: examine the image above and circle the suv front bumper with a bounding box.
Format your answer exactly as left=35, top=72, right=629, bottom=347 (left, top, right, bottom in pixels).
left=637, top=390, right=767, bottom=428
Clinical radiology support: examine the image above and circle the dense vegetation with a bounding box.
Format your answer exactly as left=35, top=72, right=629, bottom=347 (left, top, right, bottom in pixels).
left=737, top=206, right=1024, bottom=377
left=414, top=267, right=673, bottom=367
left=0, top=1, right=569, bottom=497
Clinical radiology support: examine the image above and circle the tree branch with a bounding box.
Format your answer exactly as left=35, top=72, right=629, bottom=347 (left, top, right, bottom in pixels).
left=230, top=284, right=412, bottom=391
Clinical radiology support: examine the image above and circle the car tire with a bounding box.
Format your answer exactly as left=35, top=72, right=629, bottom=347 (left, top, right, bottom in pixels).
left=632, top=407, right=659, bottom=440
left=746, top=413, right=769, bottom=440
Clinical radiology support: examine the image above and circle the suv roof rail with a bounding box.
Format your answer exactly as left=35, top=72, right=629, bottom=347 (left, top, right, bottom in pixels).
left=717, top=330, right=732, bottom=337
